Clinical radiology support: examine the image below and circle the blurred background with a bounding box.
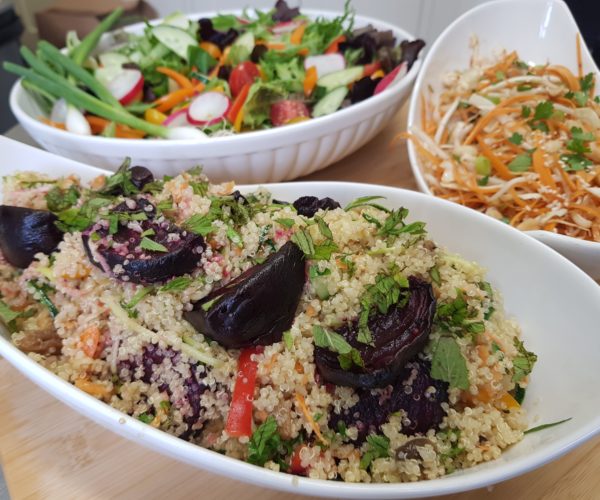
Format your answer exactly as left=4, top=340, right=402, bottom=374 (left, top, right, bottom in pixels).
left=0, top=0, right=598, bottom=132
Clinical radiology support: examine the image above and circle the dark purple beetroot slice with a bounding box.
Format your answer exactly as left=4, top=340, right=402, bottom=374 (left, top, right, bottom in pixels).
left=0, top=205, right=63, bottom=268
left=329, top=358, right=448, bottom=442
left=315, top=277, right=436, bottom=389
left=82, top=198, right=204, bottom=284
left=129, top=166, right=154, bottom=191
left=184, top=241, right=305, bottom=349
left=293, top=196, right=341, bottom=218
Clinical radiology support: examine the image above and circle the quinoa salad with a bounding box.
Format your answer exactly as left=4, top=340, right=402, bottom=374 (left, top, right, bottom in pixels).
left=0, top=164, right=537, bottom=482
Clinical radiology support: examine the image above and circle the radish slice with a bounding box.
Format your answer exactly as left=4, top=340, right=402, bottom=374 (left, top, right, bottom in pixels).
left=106, top=68, right=144, bottom=105
left=167, top=127, right=209, bottom=140
left=374, top=62, right=408, bottom=95
left=163, top=108, right=191, bottom=127
left=304, top=54, right=346, bottom=78
left=65, top=106, right=91, bottom=135
left=50, top=98, right=68, bottom=123
left=271, top=20, right=303, bottom=35
left=187, top=92, right=231, bottom=126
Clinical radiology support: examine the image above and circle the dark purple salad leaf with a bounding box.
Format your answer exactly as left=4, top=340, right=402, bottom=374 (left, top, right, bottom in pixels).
left=329, top=358, right=449, bottom=442
left=184, top=241, right=306, bottom=348
left=82, top=198, right=204, bottom=284
left=197, top=18, right=239, bottom=50
left=315, top=277, right=436, bottom=389
left=400, top=39, right=426, bottom=70
left=0, top=206, right=63, bottom=268
left=272, top=0, right=300, bottom=22
left=293, top=196, right=341, bottom=218
left=349, top=76, right=380, bottom=103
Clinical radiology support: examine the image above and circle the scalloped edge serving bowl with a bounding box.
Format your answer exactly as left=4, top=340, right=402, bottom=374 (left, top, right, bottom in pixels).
left=2, top=136, right=600, bottom=498
left=406, top=0, right=600, bottom=279
left=10, top=9, right=421, bottom=184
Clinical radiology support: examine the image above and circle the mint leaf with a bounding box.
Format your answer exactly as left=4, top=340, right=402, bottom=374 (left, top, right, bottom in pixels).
left=430, top=337, right=469, bottom=390
left=312, top=325, right=352, bottom=355
left=512, top=338, right=537, bottom=382
left=140, top=237, right=168, bottom=253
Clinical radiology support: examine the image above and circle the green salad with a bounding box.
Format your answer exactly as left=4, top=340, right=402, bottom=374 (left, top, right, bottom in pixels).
left=4, top=0, right=424, bottom=140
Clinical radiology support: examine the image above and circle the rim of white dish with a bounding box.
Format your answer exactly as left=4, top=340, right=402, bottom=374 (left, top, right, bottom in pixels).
left=405, top=0, right=600, bottom=250
left=9, top=9, right=421, bottom=147
left=1, top=162, right=600, bottom=497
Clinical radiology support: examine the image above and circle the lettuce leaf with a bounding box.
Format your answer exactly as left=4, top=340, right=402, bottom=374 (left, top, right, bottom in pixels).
left=242, top=81, right=287, bottom=128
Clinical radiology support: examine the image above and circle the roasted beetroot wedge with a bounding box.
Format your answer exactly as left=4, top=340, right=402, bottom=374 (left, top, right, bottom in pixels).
left=315, top=277, right=436, bottom=389
left=293, top=196, right=341, bottom=218
left=184, top=241, right=305, bottom=348
left=329, top=358, right=448, bottom=442
left=82, top=198, right=204, bottom=284
left=0, top=206, right=63, bottom=268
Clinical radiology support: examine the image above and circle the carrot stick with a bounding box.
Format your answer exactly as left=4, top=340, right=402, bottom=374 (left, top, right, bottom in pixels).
left=156, top=67, right=193, bottom=89
left=290, top=23, right=306, bottom=45
left=325, top=35, right=346, bottom=54
left=476, top=137, right=514, bottom=180
left=464, top=107, right=520, bottom=145
left=40, top=117, right=66, bottom=130
left=295, top=394, right=328, bottom=445
left=576, top=34, right=583, bottom=80
left=303, top=66, right=317, bottom=96
left=546, top=65, right=580, bottom=91
left=532, top=148, right=557, bottom=189
left=154, top=84, right=203, bottom=113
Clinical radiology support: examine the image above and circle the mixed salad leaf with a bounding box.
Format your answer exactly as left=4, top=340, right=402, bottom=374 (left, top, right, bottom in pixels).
left=3, top=0, right=425, bottom=140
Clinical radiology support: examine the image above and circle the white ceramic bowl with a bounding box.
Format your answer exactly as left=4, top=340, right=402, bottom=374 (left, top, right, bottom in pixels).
left=406, top=0, right=600, bottom=279
left=1, top=136, right=600, bottom=498
left=9, top=9, right=421, bottom=184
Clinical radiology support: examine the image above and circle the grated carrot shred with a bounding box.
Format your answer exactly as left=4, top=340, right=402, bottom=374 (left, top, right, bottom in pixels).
left=295, top=394, right=328, bottom=445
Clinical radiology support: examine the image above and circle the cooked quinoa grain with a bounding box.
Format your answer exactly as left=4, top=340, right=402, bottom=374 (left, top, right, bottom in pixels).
left=0, top=167, right=537, bottom=482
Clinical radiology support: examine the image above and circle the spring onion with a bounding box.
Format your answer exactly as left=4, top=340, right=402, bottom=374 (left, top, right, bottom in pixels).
left=69, top=7, right=124, bottom=66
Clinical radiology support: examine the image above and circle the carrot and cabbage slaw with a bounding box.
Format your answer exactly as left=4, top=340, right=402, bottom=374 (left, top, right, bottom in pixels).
left=403, top=38, right=600, bottom=242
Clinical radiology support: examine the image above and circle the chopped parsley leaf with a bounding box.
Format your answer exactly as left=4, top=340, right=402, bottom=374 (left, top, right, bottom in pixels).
left=140, top=237, right=168, bottom=253
left=508, top=132, right=523, bottom=145
left=430, top=336, right=469, bottom=390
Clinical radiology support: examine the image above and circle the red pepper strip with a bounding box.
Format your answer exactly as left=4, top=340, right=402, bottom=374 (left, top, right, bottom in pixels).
left=225, top=346, right=263, bottom=437
left=226, top=82, right=252, bottom=124
left=363, top=61, right=382, bottom=77
left=325, top=35, right=346, bottom=54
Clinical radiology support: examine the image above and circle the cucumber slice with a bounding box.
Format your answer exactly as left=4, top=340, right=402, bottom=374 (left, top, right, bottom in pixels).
left=163, top=12, right=190, bottom=30
left=98, top=52, right=129, bottom=68
left=312, top=87, right=349, bottom=118
left=152, top=25, right=197, bottom=61
left=227, top=31, right=255, bottom=66
left=95, top=65, right=125, bottom=88
left=317, top=66, right=364, bottom=92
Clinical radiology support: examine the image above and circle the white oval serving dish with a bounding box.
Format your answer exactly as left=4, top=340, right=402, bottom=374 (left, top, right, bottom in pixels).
left=406, top=0, right=600, bottom=279
left=1, top=136, right=600, bottom=498
left=9, top=9, right=421, bottom=184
